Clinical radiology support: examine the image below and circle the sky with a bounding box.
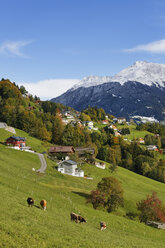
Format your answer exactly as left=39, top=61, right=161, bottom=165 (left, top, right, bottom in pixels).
left=1, top=0, right=165, bottom=99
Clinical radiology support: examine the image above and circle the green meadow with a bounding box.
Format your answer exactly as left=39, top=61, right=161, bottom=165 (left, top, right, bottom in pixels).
left=117, top=124, right=152, bottom=141
left=1, top=128, right=165, bottom=248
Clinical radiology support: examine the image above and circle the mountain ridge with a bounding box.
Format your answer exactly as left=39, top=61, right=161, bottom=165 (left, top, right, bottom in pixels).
left=71, top=61, right=165, bottom=90
left=51, top=61, right=165, bottom=120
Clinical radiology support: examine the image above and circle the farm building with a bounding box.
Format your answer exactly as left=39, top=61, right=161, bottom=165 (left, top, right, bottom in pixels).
left=49, top=146, right=75, bottom=154
left=49, top=146, right=75, bottom=160
left=74, top=147, right=95, bottom=159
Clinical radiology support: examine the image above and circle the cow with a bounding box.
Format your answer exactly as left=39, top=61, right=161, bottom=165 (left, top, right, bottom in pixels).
left=70, top=212, right=79, bottom=223
left=78, top=215, right=87, bottom=223
left=40, top=199, right=47, bottom=210
left=70, top=212, right=87, bottom=223
left=100, top=222, right=106, bottom=231
left=27, top=197, right=34, bottom=207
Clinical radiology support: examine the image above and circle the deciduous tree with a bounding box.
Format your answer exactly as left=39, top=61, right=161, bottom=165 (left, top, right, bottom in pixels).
left=88, top=176, right=124, bottom=212
left=137, top=192, right=165, bottom=223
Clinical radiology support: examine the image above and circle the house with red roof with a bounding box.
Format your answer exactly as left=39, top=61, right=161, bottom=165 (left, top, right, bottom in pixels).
left=6, top=136, right=26, bottom=148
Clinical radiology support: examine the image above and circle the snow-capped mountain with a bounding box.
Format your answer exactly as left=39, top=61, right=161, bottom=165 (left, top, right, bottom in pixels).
left=72, top=61, right=165, bottom=90
left=51, top=61, right=165, bottom=120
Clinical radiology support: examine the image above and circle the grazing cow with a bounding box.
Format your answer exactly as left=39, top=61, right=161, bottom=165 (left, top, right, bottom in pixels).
left=70, top=212, right=79, bottom=223
left=27, top=197, right=34, bottom=207
left=70, top=212, right=86, bottom=223
left=78, top=215, right=87, bottom=223
left=100, top=222, right=106, bottom=231
left=40, top=199, right=47, bottom=210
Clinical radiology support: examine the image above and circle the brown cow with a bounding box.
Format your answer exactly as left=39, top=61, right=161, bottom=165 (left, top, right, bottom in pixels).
left=40, top=199, right=47, bottom=210
left=100, top=222, right=106, bottom=231
left=70, top=212, right=87, bottom=223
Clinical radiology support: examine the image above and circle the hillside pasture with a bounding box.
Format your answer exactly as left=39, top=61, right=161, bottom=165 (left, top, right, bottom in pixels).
left=1, top=131, right=165, bottom=247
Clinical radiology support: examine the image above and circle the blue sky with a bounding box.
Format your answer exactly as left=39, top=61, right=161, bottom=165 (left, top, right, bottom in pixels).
left=1, top=0, right=165, bottom=99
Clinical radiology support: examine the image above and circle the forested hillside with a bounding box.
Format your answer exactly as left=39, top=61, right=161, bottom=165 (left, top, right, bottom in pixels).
left=1, top=79, right=165, bottom=184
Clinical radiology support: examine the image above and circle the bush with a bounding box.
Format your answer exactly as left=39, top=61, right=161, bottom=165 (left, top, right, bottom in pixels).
left=126, top=212, right=139, bottom=221
left=137, top=191, right=165, bottom=223
left=88, top=176, right=124, bottom=212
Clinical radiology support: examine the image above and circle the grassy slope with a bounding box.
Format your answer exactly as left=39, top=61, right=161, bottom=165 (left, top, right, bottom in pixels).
left=0, top=127, right=49, bottom=153
left=1, top=128, right=165, bottom=247
left=120, top=124, right=153, bottom=140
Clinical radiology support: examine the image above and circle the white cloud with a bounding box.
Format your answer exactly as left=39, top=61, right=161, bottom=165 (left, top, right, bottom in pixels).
left=124, top=39, right=165, bottom=53
left=0, top=40, right=32, bottom=57
left=18, top=79, right=80, bottom=100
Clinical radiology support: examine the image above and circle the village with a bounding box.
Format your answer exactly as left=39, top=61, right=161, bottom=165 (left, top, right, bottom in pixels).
left=2, top=108, right=163, bottom=180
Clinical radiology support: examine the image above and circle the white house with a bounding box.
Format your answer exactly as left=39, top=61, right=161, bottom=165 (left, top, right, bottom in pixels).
left=117, top=118, right=126, bottom=124
left=58, top=160, right=84, bottom=177
left=62, top=111, right=75, bottom=121
left=83, top=121, right=94, bottom=129
left=147, top=145, right=158, bottom=151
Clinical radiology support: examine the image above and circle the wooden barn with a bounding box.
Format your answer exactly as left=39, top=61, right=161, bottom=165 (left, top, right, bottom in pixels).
left=49, top=146, right=75, bottom=154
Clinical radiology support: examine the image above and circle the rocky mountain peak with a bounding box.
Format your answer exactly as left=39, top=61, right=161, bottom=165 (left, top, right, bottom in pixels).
left=71, top=61, right=165, bottom=90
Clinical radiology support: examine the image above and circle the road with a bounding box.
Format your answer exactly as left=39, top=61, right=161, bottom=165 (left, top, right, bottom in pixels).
left=36, top=153, right=47, bottom=173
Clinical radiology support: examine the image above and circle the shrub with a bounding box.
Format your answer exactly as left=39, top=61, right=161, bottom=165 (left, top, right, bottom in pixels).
left=126, top=212, right=139, bottom=221
left=137, top=191, right=165, bottom=223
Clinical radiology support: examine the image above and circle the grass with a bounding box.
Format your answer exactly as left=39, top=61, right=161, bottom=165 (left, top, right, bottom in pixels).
left=1, top=128, right=165, bottom=247
left=119, top=124, right=153, bottom=141
left=0, top=127, right=50, bottom=153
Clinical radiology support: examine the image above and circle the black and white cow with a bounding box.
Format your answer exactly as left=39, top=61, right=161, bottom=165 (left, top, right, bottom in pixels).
left=27, top=197, right=34, bottom=207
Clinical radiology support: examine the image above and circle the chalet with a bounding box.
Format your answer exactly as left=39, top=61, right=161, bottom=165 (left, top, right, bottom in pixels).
left=117, top=117, right=126, bottom=124
left=58, top=160, right=84, bottom=177
left=6, top=136, right=26, bottom=148
left=102, top=120, right=109, bottom=125
left=74, top=147, right=95, bottom=159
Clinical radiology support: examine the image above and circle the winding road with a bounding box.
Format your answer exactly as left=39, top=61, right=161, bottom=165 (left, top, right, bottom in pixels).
left=36, top=153, right=47, bottom=173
